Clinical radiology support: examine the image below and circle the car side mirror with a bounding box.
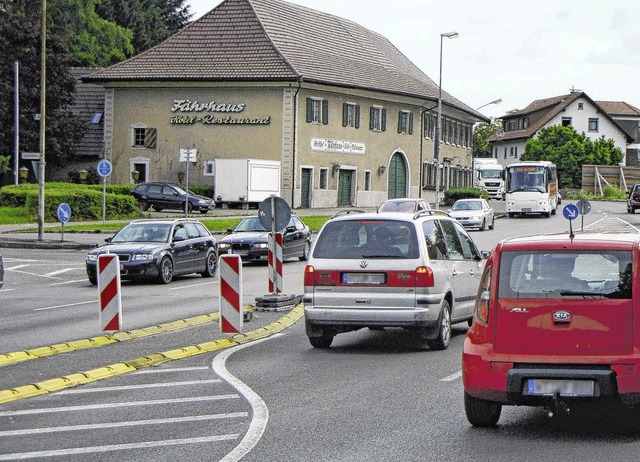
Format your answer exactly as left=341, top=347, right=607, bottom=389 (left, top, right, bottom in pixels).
left=105, top=237, right=112, bottom=243
left=285, top=225, right=296, bottom=233
left=480, top=250, right=490, bottom=259
left=227, top=228, right=234, bottom=233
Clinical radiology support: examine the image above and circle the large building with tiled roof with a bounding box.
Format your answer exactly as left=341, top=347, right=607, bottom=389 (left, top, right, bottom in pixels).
left=85, top=0, right=487, bottom=208
left=488, top=90, right=633, bottom=168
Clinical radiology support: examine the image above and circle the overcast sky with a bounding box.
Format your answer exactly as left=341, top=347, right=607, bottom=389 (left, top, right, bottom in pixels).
left=187, top=0, right=640, bottom=119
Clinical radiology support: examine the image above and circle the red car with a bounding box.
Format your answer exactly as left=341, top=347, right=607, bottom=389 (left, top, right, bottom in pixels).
left=463, top=234, right=636, bottom=427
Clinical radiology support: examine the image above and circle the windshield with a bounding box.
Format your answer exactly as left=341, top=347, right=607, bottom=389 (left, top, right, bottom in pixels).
left=498, top=250, right=632, bottom=299
left=479, top=169, right=503, bottom=179
left=452, top=201, right=482, bottom=211
left=507, top=166, right=547, bottom=193
left=111, top=223, right=171, bottom=243
left=313, top=219, right=419, bottom=259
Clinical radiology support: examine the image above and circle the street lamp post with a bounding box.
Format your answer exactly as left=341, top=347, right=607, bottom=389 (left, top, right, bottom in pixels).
left=433, top=31, right=458, bottom=209
left=476, top=98, right=502, bottom=111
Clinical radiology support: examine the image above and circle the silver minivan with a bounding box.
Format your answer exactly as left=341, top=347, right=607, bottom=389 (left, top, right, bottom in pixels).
left=303, top=210, right=486, bottom=349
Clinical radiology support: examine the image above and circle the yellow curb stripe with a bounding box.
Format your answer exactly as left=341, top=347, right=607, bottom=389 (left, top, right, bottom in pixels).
left=0, top=305, right=303, bottom=405
left=0, top=308, right=255, bottom=367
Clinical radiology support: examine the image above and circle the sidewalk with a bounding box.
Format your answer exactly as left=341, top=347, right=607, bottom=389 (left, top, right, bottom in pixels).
left=0, top=200, right=507, bottom=250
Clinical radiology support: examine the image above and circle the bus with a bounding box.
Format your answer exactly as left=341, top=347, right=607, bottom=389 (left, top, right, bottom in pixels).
left=504, top=161, right=558, bottom=217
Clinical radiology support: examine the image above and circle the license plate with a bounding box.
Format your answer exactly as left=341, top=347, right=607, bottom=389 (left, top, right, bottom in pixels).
left=526, top=379, right=594, bottom=397
left=342, top=272, right=386, bottom=284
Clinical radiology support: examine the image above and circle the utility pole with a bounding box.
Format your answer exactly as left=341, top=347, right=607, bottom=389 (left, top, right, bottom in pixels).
left=38, top=0, right=46, bottom=241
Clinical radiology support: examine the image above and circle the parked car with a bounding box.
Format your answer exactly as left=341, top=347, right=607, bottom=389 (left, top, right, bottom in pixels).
left=303, top=209, right=487, bottom=349
left=218, top=215, right=311, bottom=262
left=448, top=198, right=494, bottom=231
left=463, top=233, right=637, bottom=427
left=86, top=218, right=218, bottom=285
left=377, top=198, right=431, bottom=213
left=130, top=182, right=215, bottom=214
left=627, top=184, right=640, bottom=213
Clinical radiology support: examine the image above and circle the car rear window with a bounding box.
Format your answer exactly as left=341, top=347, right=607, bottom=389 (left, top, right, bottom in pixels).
left=313, top=219, right=419, bottom=259
left=498, top=250, right=632, bottom=299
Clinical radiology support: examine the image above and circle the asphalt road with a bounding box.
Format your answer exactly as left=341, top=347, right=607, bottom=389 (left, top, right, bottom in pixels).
left=3, top=200, right=640, bottom=461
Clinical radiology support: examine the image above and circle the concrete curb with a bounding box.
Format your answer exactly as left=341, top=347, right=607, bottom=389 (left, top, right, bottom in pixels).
left=0, top=305, right=304, bottom=404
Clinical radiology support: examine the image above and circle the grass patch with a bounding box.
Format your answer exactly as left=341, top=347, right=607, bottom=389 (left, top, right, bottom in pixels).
left=0, top=207, right=34, bottom=225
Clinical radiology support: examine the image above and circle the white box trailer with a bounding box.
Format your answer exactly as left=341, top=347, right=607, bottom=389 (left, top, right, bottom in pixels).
left=214, top=159, right=281, bottom=208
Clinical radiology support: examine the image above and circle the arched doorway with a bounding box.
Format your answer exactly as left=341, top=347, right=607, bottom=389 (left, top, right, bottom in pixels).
left=387, top=152, right=407, bottom=199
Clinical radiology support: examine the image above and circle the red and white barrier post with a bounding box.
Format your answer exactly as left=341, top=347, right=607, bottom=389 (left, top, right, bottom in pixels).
left=219, top=254, right=243, bottom=334
left=268, top=232, right=283, bottom=294
left=98, top=254, right=122, bottom=331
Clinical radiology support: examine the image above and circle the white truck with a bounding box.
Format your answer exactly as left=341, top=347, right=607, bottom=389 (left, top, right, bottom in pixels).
left=473, top=158, right=505, bottom=199
left=214, top=158, right=281, bottom=208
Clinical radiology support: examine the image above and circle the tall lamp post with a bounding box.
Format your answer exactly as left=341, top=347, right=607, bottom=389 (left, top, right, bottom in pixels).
left=433, top=31, right=458, bottom=209
left=476, top=98, right=502, bottom=111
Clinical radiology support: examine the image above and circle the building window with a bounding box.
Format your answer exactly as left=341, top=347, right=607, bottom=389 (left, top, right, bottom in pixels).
left=578, top=103, right=584, bottom=110
left=90, top=112, right=103, bottom=124
left=589, top=118, right=599, bottom=132
left=319, top=168, right=328, bottom=189
left=203, top=160, right=215, bottom=176
left=454, top=123, right=459, bottom=145
left=131, top=125, right=157, bottom=148
left=562, top=117, right=572, bottom=126
left=507, top=120, right=517, bottom=131
left=397, top=110, right=413, bottom=134
left=504, top=147, right=507, bottom=159
left=515, top=146, right=518, bottom=158
left=343, top=102, right=360, bottom=128
left=523, top=117, right=529, bottom=129
left=364, top=170, right=371, bottom=191
left=510, top=147, right=514, bottom=157
left=370, top=106, right=386, bottom=131
left=306, top=98, right=329, bottom=124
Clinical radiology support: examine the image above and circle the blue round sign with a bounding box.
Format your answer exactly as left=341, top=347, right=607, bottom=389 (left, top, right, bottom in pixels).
left=57, top=203, right=71, bottom=223
left=97, top=160, right=112, bottom=178
left=562, top=203, right=579, bottom=221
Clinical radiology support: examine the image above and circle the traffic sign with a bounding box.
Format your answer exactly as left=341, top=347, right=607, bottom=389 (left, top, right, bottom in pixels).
left=258, top=196, right=291, bottom=232
left=98, top=254, right=122, bottom=331
left=21, top=152, right=40, bottom=160
left=562, top=204, right=579, bottom=221
left=219, top=254, right=243, bottom=334
left=576, top=199, right=591, bottom=215
left=57, top=203, right=71, bottom=223
left=97, top=160, right=112, bottom=177
left=179, top=148, right=197, bottom=162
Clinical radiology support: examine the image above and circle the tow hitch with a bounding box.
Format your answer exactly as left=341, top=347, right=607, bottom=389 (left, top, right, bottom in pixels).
left=545, top=392, right=570, bottom=418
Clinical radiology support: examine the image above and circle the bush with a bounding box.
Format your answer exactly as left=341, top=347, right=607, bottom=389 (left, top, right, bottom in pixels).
left=443, top=188, right=487, bottom=205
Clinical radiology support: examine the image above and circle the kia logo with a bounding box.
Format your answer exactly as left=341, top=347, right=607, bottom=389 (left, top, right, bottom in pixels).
left=553, top=311, right=571, bottom=321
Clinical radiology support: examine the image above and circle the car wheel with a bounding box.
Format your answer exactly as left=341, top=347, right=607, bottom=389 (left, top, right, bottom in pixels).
left=154, top=206, right=163, bottom=212
left=299, top=241, right=311, bottom=261
left=467, top=317, right=473, bottom=327
left=632, top=207, right=636, bottom=214
left=489, top=218, right=495, bottom=230
left=309, top=335, right=333, bottom=349
left=88, top=274, right=97, bottom=286
left=428, top=300, right=451, bottom=350
left=187, top=202, right=193, bottom=214
left=157, top=256, right=173, bottom=284
left=464, top=392, right=502, bottom=427
left=480, top=219, right=486, bottom=231
left=508, top=212, right=515, bottom=218
left=201, top=251, right=217, bottom=278
left=139, top=200, right=150, bottom=211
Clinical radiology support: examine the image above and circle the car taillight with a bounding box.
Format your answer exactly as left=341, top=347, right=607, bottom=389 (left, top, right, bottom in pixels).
left=475, top=266, right=492, bottom=323
left=415, top=266, right=434, bottom=287
left=634, top=192, right=639, bottom=200
left=304, top=265, right=315, bottom=286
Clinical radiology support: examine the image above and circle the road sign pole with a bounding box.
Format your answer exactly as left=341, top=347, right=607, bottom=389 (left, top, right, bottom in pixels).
left=102, top=176, right=106, bottom=224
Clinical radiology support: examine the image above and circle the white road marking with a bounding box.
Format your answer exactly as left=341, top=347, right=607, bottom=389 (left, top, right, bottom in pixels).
left=0, top=435, right=239, bottom=460
left=50, top=279, right=90, bottom=286
left=169, top=280, right=218, bottom=290
left=33, top=300, right=97, bottom=312
left=5, top=269, right=62, bottom=280
left=134, top=366, right=210, bottom=374
left=59, top=379, right=222, bottom=394
left=0, top=395, right=240, bottom=417
left=5, top=264, right=31, bottom=270
left=43, top=268, right=80, bottom=277
left=441, top=370, right=462, bottom=382
left=216, top=334, right=283, bottom=462
left=0, top=412, right=247, bottom=437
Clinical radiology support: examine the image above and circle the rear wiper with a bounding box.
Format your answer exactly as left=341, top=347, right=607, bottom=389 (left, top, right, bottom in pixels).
left=361, top=254, right=407, bottom=259
left=559, top=290, right=607, bottom=298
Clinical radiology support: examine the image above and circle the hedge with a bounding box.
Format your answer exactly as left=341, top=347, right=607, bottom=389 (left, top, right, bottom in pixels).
left=443, top=188, right=488, bottom=205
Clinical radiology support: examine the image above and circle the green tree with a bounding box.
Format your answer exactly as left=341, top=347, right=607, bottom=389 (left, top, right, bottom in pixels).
left=0, top=1, right=84, bottom=176
left=51, top=0, right=133, bottom=67
left=473, top=120, right=501, bottom=159
left=522, top=125, right=623, bottom=189
left=96, top=0, right=192, bottom=56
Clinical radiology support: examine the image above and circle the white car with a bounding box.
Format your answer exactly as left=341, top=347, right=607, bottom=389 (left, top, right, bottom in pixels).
left=448, top=198, right=495, bottom=231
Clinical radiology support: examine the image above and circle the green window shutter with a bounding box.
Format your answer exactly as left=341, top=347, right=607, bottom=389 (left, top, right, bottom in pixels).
left=342, top=103, right=348, bottom=127
left=369, top=107, right=375, bottom=130
left=145, top=128, right=157, bottom=148
left=322, top=100, right=329, bottom=125
left=381, top=108, right=386, bottom=131
left=355, top=105, right=360, bottom=129
left=306, top=98, right=313, bottom=123
left=408, top=113, right=414, bottom=135
left=397, top=111, right=402, bottom=133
